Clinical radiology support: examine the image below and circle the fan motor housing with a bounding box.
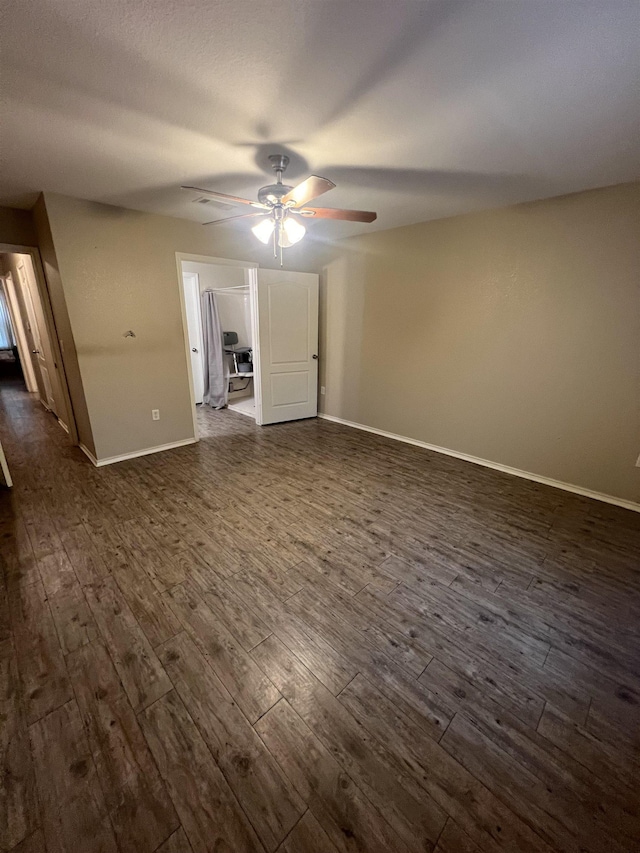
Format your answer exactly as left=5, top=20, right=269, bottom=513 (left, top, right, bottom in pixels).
left=257, top=183, right=294, bottom=206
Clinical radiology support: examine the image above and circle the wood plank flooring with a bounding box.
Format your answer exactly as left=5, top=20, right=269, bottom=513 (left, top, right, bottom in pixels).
left=1, top=377, right=639, bottom=853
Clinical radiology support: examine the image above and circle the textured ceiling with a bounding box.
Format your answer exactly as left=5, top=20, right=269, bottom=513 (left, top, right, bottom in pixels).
left=1, top=1, right=639, bottom=242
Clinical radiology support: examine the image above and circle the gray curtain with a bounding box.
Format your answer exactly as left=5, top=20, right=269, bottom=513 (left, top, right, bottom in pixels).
left=201, top=291, right=228, bottom=409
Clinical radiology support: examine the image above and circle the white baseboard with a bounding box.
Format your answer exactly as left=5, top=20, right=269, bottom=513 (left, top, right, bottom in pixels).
left=318, top=413, right=640, bottom=514
left=80, top=437, right=196, bottom=468
left=58, top=419, right=69, bottom=434
left=79, top=443, right=98, bottom=465
left=0, top=441, right=13, bottom=488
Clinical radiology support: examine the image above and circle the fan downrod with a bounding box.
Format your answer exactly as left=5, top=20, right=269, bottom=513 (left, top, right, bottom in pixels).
left=268, top=154, right=290, bottom=177
left=258, top=154, right=293, bottom=205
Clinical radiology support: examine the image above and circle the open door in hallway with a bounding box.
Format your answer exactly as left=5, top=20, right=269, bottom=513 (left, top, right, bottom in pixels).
left=256, top=268, right=319, bottom=425
left=0, top=248, right=77, bottom=445
left=16, top=257, right=58, bottom=412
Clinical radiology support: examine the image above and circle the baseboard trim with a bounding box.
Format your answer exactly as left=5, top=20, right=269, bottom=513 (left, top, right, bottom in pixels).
left=80, top=438, right=197, bottom=468
left=318, top=413, right=640, bottom=514
left=79, top=443, right=98, bottom=465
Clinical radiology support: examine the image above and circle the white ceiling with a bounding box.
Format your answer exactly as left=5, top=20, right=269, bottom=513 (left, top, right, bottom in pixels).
left=1, top=1, right=639, bottom=241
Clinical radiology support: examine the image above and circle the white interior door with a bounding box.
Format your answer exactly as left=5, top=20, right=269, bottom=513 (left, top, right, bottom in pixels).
left=17, top=260, right=57, bottom=413
left=183, top=272, right=204, bottom=405
left=1, top=274, right=38, bottom=393
left=256, top=268, right=319, bottom=425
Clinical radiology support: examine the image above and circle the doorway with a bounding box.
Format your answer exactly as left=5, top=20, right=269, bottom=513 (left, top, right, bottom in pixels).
left=0, top=246, right=76, bottom=441
left=181, top=257, right=259, bottom=435
left=177, top=253, right=319, bottom=437
left=0, top=274, right=26, bottom=387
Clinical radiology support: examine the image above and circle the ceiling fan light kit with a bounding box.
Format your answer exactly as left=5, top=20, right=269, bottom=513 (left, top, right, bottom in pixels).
left=182, top=154, right=377, bottom=266
left=251, top=217, right=275, bottom=245
left=277, top=216, right=306, bottom=247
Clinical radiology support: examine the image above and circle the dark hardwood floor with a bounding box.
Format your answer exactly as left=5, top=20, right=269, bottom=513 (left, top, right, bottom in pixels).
left=1, top=377, right=639, bottom=853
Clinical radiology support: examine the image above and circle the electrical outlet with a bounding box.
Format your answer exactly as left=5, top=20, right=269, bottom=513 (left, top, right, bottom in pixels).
left=152, top=409, right=160, bottom=421
left=636, top=453, right=640, bottom=468
left=320, top=386, right=326, bottom=395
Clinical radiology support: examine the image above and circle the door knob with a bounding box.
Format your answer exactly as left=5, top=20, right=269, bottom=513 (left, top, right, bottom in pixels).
left=32, top=349, right=40, bottom=354
left=312, top=354, right=318, bottom=360
left=192, top=348, right=198, bottom=353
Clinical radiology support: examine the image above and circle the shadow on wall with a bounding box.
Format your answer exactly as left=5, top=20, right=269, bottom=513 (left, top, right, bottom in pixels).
left=320, top=252, right=367, bottom=422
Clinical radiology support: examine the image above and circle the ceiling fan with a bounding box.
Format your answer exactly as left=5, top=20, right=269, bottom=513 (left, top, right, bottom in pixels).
left=183, top=154, right=377, bottom=264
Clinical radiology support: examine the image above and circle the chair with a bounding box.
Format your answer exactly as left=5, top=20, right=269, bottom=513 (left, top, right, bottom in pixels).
left=223, top=331, right=252, bottom=375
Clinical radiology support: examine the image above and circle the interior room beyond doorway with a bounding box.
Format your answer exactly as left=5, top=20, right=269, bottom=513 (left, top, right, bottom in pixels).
left=181, top=257, right=257, bottom=435
left=179, top=253, right=320, bottom=436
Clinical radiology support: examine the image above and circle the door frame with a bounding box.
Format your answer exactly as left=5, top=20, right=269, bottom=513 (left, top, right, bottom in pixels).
left=0, top=243, right=78, bottom=444
left=16, top=256, right=56, bottom=410
left=182, top=270, right=204, bottom=405
left=175, top=253, right=259, bottom=440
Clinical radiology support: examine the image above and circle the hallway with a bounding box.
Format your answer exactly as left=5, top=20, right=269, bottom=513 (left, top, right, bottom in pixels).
left=1, top=380, right=639, bottom=853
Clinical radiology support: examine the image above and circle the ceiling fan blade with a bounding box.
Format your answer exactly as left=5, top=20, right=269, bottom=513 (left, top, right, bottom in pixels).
left=298, top=206, right=377, bottom=223
left=182, top=185, right=269, bottom=209
left=203, top=212, right=268, bottom=226
left=282, top=175, right=336, bottom=207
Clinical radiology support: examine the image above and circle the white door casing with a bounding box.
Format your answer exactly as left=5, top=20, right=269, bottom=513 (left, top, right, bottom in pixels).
left=17, top=259, right=57, bottom=413
left=0, top=439, right=12, bottom=487
left=256, top=268, right=319, bottom=425
left=183, top=272, right=204, bottom=405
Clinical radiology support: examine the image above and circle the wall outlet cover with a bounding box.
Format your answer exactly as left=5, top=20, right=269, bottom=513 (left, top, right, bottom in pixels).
left=320, top=386, right=326, bottom=395
left=152, top=409, right=160, bottom=420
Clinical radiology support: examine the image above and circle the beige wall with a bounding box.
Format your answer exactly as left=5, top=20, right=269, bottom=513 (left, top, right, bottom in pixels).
left=39, top=183, right=639, bottom=503
left=42, top=193, right=324, bottom=461
left=319, top=181, right=640, bottom=504
left=0, top=206, right=37, bottom=247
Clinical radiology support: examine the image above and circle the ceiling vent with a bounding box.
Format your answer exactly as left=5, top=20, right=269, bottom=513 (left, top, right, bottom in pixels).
left=192, top=196, right=233, bottom=210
